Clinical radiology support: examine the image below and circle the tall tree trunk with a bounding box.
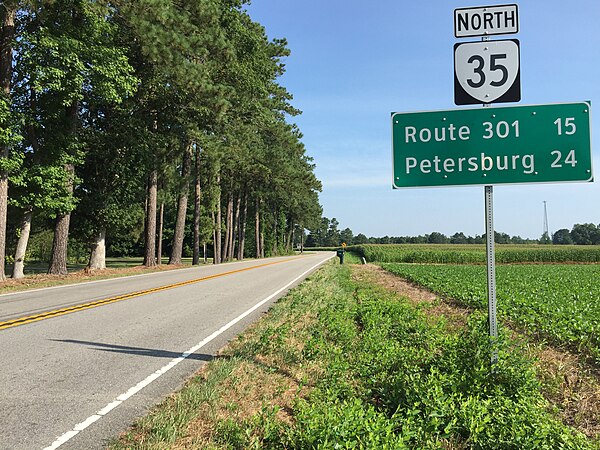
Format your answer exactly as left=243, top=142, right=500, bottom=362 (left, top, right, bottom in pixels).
left=232, top=195, right=241, bottom=260
left=192, top=145, right=201, bottom=265
left=287, top=225, right=294, bottom=252
left=170, top=141, right=193, bottom=265
left=272, top=208, right=278, bottom=256
left=12, top=208, right=32, bottom=279
left=48, top=98, right=78, bottom=275
left=157, top=202, right=164, bottom=265
left=144, top=170, right=158, bottom=266
left=48, top=164, right=75, bottom=276
left=222, top=199, right=229, bottom=262
left=212, top=211, right=217, bottom=264
left=255, top=199, right=261, bottom=259
left=87, top=228, right=106, bottom=271
left=215, top=204, right=222, bottom=263
left=226, top=194, right=236, bottom=261
left=230, top=196, right=236, bottom=258
left=227, top=194, right=234, bottom=261
left=48, top=206, right=72, bottom=275
left=215, top=174, right=222, bottom=264
left=300, top=226, right=304, bottom=254
left=237, top=192, right=247, bottom=260
left=284, top=218, right=290, bottom=250
left=222, top=193, right=232, bottom=262
left=0, top=4, right=16, bottom=281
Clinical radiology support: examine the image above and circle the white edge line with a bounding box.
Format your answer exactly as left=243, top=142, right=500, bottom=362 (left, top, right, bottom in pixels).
left=42, top=253, right=334, bottom=450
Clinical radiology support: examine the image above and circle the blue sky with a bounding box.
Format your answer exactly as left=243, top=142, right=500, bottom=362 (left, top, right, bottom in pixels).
left=246, top=1, right=599, bottom=239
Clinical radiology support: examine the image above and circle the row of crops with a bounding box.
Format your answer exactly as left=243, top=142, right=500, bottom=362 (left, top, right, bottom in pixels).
left=354, top=244, right=600, bottom=360
left=382, top=263, right=600, bottom=361
left=348, top=243, right=600, bottom=264
left=359, top=244, right=600, bottom=444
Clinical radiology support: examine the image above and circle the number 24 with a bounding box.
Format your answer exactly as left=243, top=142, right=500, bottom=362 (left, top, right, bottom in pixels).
left=551, top=150, right=577, bottom=168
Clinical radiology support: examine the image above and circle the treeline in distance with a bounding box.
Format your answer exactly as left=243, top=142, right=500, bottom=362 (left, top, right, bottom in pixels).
left=306, top=218, right=600, bottom=247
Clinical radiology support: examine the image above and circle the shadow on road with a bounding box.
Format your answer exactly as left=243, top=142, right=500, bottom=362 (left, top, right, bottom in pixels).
left=50, top=339, right=214, bottom=361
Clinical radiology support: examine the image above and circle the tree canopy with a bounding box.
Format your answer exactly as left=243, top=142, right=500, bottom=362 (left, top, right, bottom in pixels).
left=0, top=0, right=323, bottom=276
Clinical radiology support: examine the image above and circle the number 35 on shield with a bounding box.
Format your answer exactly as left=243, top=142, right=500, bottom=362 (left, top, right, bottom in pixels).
left=454, top=39, right=521, bottom=105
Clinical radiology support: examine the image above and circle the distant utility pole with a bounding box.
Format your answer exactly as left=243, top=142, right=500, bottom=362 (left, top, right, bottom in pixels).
left=543, top=201, right=549, bottom=238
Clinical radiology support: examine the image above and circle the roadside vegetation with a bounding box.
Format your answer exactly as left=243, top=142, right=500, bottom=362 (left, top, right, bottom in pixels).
left=111, top=252, right=599, bottom=449
left=0, top=1, right=322, bottom=281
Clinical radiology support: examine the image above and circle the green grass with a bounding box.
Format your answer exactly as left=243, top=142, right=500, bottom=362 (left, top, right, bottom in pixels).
left=110, top=261, right=595, bottom=449
left=349, top=244, right=600, bottom=264
left=381, top=263, right=600, bottom=362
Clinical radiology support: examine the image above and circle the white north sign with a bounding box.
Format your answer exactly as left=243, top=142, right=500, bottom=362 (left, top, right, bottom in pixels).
left=454, top=4, right=519, bottom=38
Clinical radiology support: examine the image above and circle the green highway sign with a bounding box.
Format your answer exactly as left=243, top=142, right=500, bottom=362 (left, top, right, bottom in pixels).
left=392, top=102, right=593, bottom=188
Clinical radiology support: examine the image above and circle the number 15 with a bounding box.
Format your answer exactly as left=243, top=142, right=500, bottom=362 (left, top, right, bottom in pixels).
left=554, top=118, right=576, bottom=135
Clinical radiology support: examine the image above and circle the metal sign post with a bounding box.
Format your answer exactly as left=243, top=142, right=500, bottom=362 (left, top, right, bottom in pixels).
left=484, top=184, right=498, bottom=363
left=482, top=36, right=498, bottom=365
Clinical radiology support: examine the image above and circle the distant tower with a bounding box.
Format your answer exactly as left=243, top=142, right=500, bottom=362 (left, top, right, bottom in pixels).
left=543, top=201, right=549, bottom=238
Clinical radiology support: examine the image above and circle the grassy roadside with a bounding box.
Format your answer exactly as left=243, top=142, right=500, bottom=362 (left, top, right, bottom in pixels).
left=109, top=259, right=596, bottom=449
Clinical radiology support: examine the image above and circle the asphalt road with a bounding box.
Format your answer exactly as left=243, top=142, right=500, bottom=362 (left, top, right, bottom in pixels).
left=0, top=252, right=333, bottom=450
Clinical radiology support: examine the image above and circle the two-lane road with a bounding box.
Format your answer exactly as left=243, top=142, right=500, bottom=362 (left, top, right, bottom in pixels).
left=0, top=252, right=333, bottom=449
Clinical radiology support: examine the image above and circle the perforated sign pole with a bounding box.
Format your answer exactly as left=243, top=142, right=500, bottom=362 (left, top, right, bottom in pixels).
left=485, top=184, right=498, bottom=364
left=482, top=36, right=499, bottom=366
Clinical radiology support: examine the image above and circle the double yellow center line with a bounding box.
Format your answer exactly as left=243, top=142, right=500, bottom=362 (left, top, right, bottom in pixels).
left=0, top=258, right=297, bottom=332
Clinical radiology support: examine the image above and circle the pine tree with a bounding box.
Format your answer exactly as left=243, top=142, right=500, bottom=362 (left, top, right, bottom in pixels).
left=0, top=1, right=18, bottom=280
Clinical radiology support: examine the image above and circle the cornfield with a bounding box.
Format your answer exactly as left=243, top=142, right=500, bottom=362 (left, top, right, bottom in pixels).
left=348, top=244, right=600, bottom=264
